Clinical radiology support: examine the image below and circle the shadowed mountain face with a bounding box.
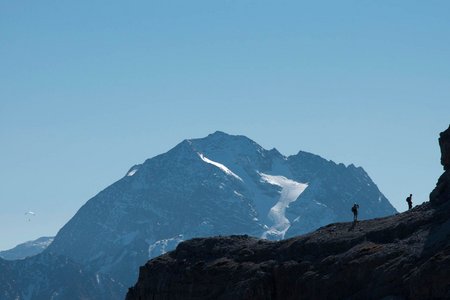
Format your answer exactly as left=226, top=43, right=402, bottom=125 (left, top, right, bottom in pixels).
left=126, top=126, right=450, bottom=300
left=45, top=132, right=395, bottom=290
left=0, top=253, right=123, bottom=300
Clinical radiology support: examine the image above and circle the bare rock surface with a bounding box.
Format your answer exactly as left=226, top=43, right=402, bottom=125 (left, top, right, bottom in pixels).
left=431, top=125, right=450, bottom=205
left=127, top=126, right=450, bottom=300
left=440, top=125, right=450, bottom=170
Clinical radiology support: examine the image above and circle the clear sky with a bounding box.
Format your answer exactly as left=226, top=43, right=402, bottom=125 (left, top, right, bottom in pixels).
left=1, top=1, right=449, bottom=250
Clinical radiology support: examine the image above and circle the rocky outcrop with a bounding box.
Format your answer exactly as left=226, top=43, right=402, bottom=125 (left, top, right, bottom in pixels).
left=127, top=126, right=450, bottom=300
left=439, top=125, right=450, bottom=170
left=431, top=125, right=450, bottom=205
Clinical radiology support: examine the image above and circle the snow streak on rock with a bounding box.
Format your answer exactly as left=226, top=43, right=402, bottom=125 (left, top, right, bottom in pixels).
left=126, top=167, right=139, bottom=177
left=198, top=153, right=243, bottom=181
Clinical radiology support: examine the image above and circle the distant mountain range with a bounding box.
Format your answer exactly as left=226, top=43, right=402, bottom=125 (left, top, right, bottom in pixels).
left=1, top=131, right=397, bottom=299
left=0, top=236, right=53, bottom=260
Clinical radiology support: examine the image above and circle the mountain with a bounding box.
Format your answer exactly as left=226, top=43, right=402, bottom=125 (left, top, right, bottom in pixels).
left=0, top=252, right=123, bottom=300
left=45, top=131, right=396, bottom=292
left=0, top=236, right=54, bottom=260
left=124, top=125, right=450, bottom=299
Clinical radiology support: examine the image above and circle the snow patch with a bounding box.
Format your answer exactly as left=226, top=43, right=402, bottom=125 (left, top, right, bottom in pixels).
left=259, top=173, right=308, bottom=239
left=39, top=238, right=54, bottom=248
left=148, top=235, right=184, bottom=258
left=198, top=153, right=242, bottom=181
left=313, top=200, right=327, bottom=207
left=234, top=191, right=243, bottom=197
left=127, top=167, right=139, bottom=176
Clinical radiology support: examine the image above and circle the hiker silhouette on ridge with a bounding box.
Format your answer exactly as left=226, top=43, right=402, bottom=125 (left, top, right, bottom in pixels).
left=406, top=194, right=413, bottom=210
left=351, top=203, right=359, bottom=222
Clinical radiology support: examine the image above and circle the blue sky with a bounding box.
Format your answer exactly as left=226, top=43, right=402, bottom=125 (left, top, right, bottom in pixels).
left=1, top=1, right=449, bottom=250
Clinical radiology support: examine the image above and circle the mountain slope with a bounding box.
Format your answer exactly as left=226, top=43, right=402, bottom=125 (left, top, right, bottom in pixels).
left=0, top=236, right=54, bottom=260
left=0, top=252, right=123, bottom=300
left=126, top=125, right=450, bottom=300
left=46, top=131, right=396, bottom=289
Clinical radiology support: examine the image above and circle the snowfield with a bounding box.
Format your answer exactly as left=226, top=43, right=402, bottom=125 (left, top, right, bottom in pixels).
left=259, top=173, right=308, bottom=239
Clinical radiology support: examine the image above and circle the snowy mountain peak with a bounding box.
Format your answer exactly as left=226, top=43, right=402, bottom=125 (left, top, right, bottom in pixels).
left=45, top=131, right=397, bottom=292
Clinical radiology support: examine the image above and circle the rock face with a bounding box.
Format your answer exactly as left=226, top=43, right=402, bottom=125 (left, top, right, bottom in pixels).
left=127, top=127, right=450, bottom=300
left=431, top=125, right=450, bottom=205
left=440, top=125, right=450, bottom=170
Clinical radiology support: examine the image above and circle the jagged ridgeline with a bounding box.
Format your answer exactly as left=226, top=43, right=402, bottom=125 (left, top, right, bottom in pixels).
left=125, top=125, right=450, bottom=300
left=1, top=132, right=397, bottom=299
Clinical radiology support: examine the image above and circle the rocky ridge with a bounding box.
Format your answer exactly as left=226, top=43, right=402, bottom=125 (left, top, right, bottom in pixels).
left=127, top=125, right=450, bottom=300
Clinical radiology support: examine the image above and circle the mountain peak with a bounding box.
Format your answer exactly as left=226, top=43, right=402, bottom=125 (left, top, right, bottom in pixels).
left=187, top=131, right=264, bottom=158
left=198, top=131, right=254, bottom=144
left=45, top=130, right=396, bottom=292
left=209, top=130, right=232, bottom=137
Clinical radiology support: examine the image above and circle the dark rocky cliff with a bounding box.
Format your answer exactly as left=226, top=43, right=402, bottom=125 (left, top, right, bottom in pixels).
left=431, top=125, right=450, bottom=206
left=127, top=125, right=450, bottom=300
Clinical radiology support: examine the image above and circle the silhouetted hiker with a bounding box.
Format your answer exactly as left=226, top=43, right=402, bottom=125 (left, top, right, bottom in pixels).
left=351, top=203, right=359, bottom=222
left=406, top=194, right=413, bottom=210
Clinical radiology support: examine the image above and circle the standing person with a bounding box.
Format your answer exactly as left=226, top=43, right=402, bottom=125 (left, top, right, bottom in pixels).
left=351, top=203, right=359, bottom=222
left=406, top=194, right=413, bottom=210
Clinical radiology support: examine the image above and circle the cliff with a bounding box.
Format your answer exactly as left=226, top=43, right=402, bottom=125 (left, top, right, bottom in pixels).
left=127, top=125, right=450, bottom=300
